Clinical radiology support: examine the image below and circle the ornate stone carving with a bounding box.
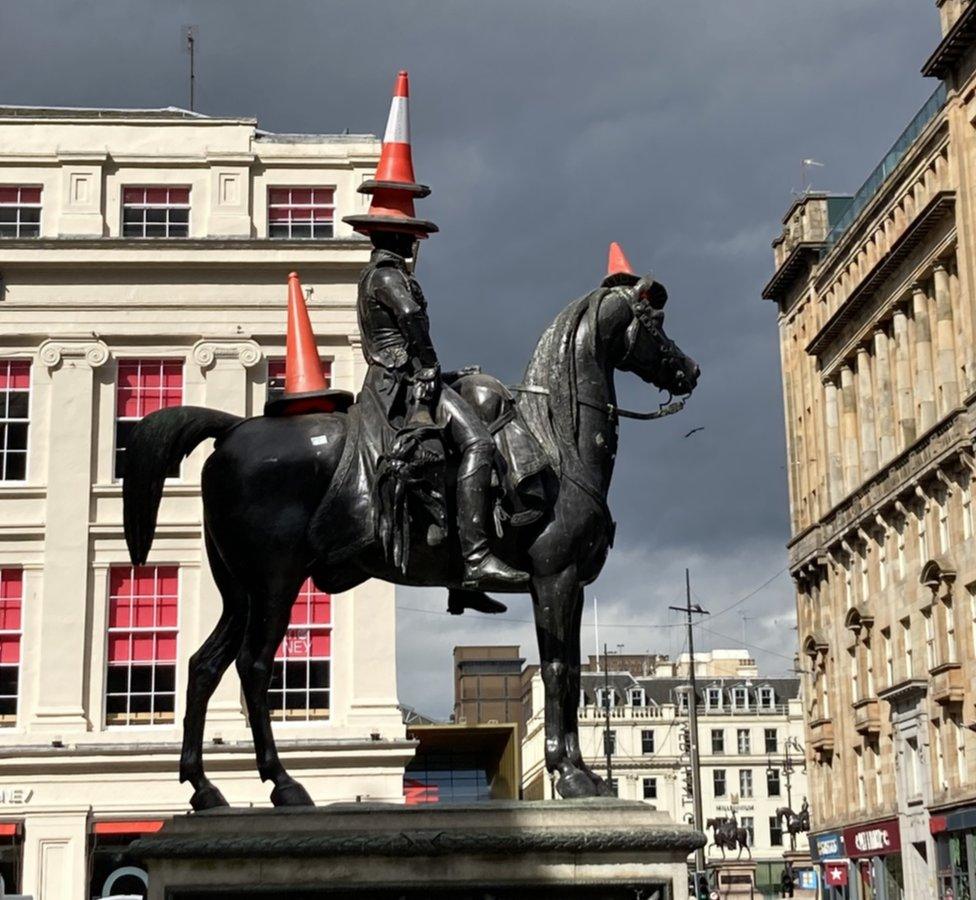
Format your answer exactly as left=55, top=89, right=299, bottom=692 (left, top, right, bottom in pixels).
left=191, top=339, right=263, bottom=370
left=38, top=338, right=111, bottom=369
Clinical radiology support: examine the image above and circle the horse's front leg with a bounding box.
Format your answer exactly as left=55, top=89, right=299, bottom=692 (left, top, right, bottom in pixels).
left=531, top=568, right=604, bottom=798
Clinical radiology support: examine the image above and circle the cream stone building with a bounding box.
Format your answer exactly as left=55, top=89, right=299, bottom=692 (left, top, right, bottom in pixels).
left=521, top=649, right=809, bottom=893
left=762, top=3, right=976, bottom=897
left=0, top=105, right=411, bottom=899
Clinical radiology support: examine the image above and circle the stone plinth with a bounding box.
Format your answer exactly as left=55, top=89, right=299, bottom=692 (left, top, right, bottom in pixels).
left=708, top=858, right=757, bottom=896
left=133, top=799, right=704, bottom=899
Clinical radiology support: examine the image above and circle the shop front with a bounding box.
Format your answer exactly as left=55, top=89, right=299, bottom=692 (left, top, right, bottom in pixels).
left=933, top=805, right=976, bottom=899
left=810, top=831, right=850, bottom=900
left=842, top=819, right=904, bottom=900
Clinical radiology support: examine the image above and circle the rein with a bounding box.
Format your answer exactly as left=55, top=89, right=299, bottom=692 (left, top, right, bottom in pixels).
left=511, top=384, right=686, bottom=421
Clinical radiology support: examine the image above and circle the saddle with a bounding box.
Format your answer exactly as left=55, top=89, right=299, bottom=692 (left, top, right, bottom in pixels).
left=308, top=370, right=552, bottom=572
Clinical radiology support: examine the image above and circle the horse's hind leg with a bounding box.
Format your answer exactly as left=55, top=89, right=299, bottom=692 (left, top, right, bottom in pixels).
left=180, top=530, right=246, bottom=810
left=236, top=571, right=314, bottom=807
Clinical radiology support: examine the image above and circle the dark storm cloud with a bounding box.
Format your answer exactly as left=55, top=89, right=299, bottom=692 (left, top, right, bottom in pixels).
left=0, top=1, right=939, bottom=716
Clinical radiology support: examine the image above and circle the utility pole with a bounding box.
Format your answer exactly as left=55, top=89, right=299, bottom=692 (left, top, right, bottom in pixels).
left=184, top=26, right=198, bottom=112
left=602, top=642, right=613, bottom=792
left=670, top=569, right=710, bottom=883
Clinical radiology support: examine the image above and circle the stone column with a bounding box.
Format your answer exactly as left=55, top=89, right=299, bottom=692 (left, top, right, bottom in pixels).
left=32, top=338, right=110, bottom=733
left=21, top=811, right=88, bottom=900
left=190, top=339, right=262, bottom=728
left=892, top=305, right=916, bottom=448
left=933, top=263, right=960, bottom=413
left=840, top=363, right=860, bottom=493
left=913, top=283, right=937, bottom=432
left=856, top=347, right=878, bottom=475
left=823, top=376, right=844, bottom=506
left=873, top=328, right=896, bottom=464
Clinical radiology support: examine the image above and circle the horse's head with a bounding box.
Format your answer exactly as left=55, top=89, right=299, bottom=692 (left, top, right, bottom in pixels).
left=615, top=276, right=699, bottom=398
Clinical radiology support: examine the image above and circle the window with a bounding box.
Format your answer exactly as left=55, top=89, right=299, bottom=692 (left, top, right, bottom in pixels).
left=106, top=565, right=178, bottom=725
left=711, top=729, right=725, bottom=755
left=641, top=729, right=655, bottom=755
left=0, top=570, right=22, bottom=724
left=642, top=776, right=657, bottom=800
left=268, top=187, right=334, bottom=239
left=731, top=686, right=748, bottom=710
left=882, top=626, right=894, bottom=686
left=856, top=748, right=866, bottom=808
left=122, top=186, right=189, bottom=238
left=766, top=767, right=781, bottom=797
left=879, top=528, right=888, bottom=589
left=0, top=361, right=29, bottom=481
left=897, top=522, right=906, bottom=579
left=740, top=816, right=754, bottom=844
left=737, top=728, right=751, bottom=755
left=739, top=768, right=753, bottom=798
left=918, top=511, right=928, bottom=563
left=769, top=815, right=783, bottom=847
left=115, top=359, right=183, bottom=479
left=628, top=687, right=646, bottom=707
left=764, top=728, right=777, bottom=754
left=946, top=598, right=957, bottom=663
left=706, top=687, right=722, bottom=710
left=603, top=730, right=616, bottom=756
left=924, top=608, right=936, bottom=670
left=0, top=186, right=41, bottom=238
left=902, top=617, right=913, bottom=678
left=713, top=769, right=726, bottom=797
left=268, top=577, right=332, bottom=721
left=596, top=688, right=616, bottom=709
left=965, top=480, right=975, bottom=541
left=939, top=499, right=950, bottom=554
left=676, top=691, right=689, bottom=714
left=758, top=686, right=775, bottom=710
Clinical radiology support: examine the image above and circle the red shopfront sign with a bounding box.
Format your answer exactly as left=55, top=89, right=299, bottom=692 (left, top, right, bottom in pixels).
left=824, top=863, right=849, bottom=887
left=843, top=818, right=901, bottom=858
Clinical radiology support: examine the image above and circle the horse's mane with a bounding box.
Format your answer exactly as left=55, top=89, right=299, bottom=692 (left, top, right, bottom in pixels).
left=516, top=289, right=607, bottom=478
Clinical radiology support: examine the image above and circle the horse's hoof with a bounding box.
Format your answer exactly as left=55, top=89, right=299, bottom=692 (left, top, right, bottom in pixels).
left=190, top=783, right=229, bottom=811
left=271, top=780, right=315, bottom=807
left=556, top=768, right=600, bottom=798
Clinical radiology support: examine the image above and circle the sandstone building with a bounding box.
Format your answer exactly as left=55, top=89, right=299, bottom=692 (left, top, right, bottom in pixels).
left=521, top=649, right=809, bottom=894
left=0, top=105, right=409, bottom=899
left=763, top=3, right=976, bottom=896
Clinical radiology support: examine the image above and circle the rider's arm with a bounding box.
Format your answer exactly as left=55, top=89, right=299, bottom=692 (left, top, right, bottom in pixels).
left=373, top=268, right=439, bottom=371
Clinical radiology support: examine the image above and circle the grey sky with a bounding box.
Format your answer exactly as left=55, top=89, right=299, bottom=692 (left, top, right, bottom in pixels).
left=0, top=1, right=939, bottom=717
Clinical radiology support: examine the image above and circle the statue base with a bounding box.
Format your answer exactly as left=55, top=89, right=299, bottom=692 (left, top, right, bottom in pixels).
left=707, top=857, right=757, bottom=895
left=133, top=798, right=704, bottom=899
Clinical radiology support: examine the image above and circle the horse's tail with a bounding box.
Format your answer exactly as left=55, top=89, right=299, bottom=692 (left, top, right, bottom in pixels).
left=124, top=406, right=243, bottom=565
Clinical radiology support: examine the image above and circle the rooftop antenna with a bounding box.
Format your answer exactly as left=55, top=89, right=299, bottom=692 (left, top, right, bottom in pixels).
left=182, top=25, right=199, bottom=112
left=800, top=158, right=824, bottom=193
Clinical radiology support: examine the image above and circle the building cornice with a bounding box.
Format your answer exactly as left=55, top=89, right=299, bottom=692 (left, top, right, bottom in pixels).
left=877, top=678, right=928, bottom=703
left=761, top=242, right=823, bottom=304
left=922, top=4, right=976, bottom=77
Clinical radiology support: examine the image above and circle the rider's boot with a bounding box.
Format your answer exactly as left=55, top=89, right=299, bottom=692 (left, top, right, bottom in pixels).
left=457, top=446, right=529, bottom=589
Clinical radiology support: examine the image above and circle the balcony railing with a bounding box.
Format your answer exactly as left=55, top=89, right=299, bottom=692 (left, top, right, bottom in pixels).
left=824, top=83, right=948, bottom=249
left=578, top=705, right=662, bottom=720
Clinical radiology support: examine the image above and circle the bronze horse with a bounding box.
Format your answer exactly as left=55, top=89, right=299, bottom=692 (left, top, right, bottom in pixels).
left=707, top=816, right=751, bottom=860
left=123, top=275, right=698, bottom=810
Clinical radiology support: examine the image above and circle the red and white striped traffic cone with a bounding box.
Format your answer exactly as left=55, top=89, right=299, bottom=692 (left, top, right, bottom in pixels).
left=344, top=70, right=438, bottom=237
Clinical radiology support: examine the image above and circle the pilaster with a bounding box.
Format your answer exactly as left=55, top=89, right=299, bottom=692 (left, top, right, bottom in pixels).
left=32, top=338, right=110, bottom=733
left=892, top=305, right=916, bottom=449
left=933, top=263, right=959, bottom=413
left=840, top=364, right=860, bottom=494
left=912, top=284, right=936, bottom=431
left=873, top=328, right=896, bottom=464
left=856, top=347, right=878, bottom=476
left=21, top=811, right=88, bottom=900
left=823, top=376, right=844, bottom=507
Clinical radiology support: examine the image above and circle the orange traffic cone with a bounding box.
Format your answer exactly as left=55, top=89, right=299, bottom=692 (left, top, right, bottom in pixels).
left=343, top=70, right=438, bottom=237
left=264, top=272, right=338, bottom=416
left=601, top=241, right=640, bottom=288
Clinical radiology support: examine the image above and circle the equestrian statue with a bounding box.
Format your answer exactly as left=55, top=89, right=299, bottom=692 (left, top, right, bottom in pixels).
left=707, top=814, right=752, bottom=861
left=776, top=797, right=811, bottom=847
left=122, top=70, right=699, bottom=811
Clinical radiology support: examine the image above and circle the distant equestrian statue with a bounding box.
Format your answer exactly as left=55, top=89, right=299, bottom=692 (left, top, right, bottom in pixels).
left=706, top=815, right=752, bottom=860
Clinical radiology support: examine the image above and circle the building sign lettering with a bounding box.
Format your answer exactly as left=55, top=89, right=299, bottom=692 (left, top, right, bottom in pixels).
left=843, top=818, right=901, bottom=858
left=0, top=788, right=32, bottom=804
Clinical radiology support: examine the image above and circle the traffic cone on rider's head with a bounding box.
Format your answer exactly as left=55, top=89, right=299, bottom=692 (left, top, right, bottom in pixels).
left=602, top=241, right=640, bottom=288
left=343, top=70, right=438, bottom=238
left=264, top=272, right=336, bottom=417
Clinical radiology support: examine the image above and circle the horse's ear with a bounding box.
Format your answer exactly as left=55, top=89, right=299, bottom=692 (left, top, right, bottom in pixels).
left=635, top=275, right=667, bottom=310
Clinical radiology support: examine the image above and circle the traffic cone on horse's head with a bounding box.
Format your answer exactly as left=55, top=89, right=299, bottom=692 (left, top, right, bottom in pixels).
left=343, top=70, right=438, bottom=238
left=602, top=241, right=640, bottom=288
left=264, top=272, right=336, bottom=416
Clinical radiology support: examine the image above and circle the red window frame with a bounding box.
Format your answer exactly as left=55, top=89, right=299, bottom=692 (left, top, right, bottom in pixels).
left=0, top=361, right=29, bottom=481
left=268, top=187, right=335, bottom=239
left=268, top=577, right=331, bottom=721
left=0, top=186, right=41, bottom=238
left=106, top=565, right=178, bottom=726
left=266, top=357, right=331, bottom=404
left=0, top=570, right=22, bottom=725
left=114, top=359, right=183, bottom=479
left=121, top=186, right=190, bottom=238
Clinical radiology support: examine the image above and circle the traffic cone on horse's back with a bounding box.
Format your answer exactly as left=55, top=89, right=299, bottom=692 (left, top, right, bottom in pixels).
left=343, top=70, right=438, bottom=237
left=264, top=272, right=336, bottom=416
left=602, top=241, right=640, bottom=288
